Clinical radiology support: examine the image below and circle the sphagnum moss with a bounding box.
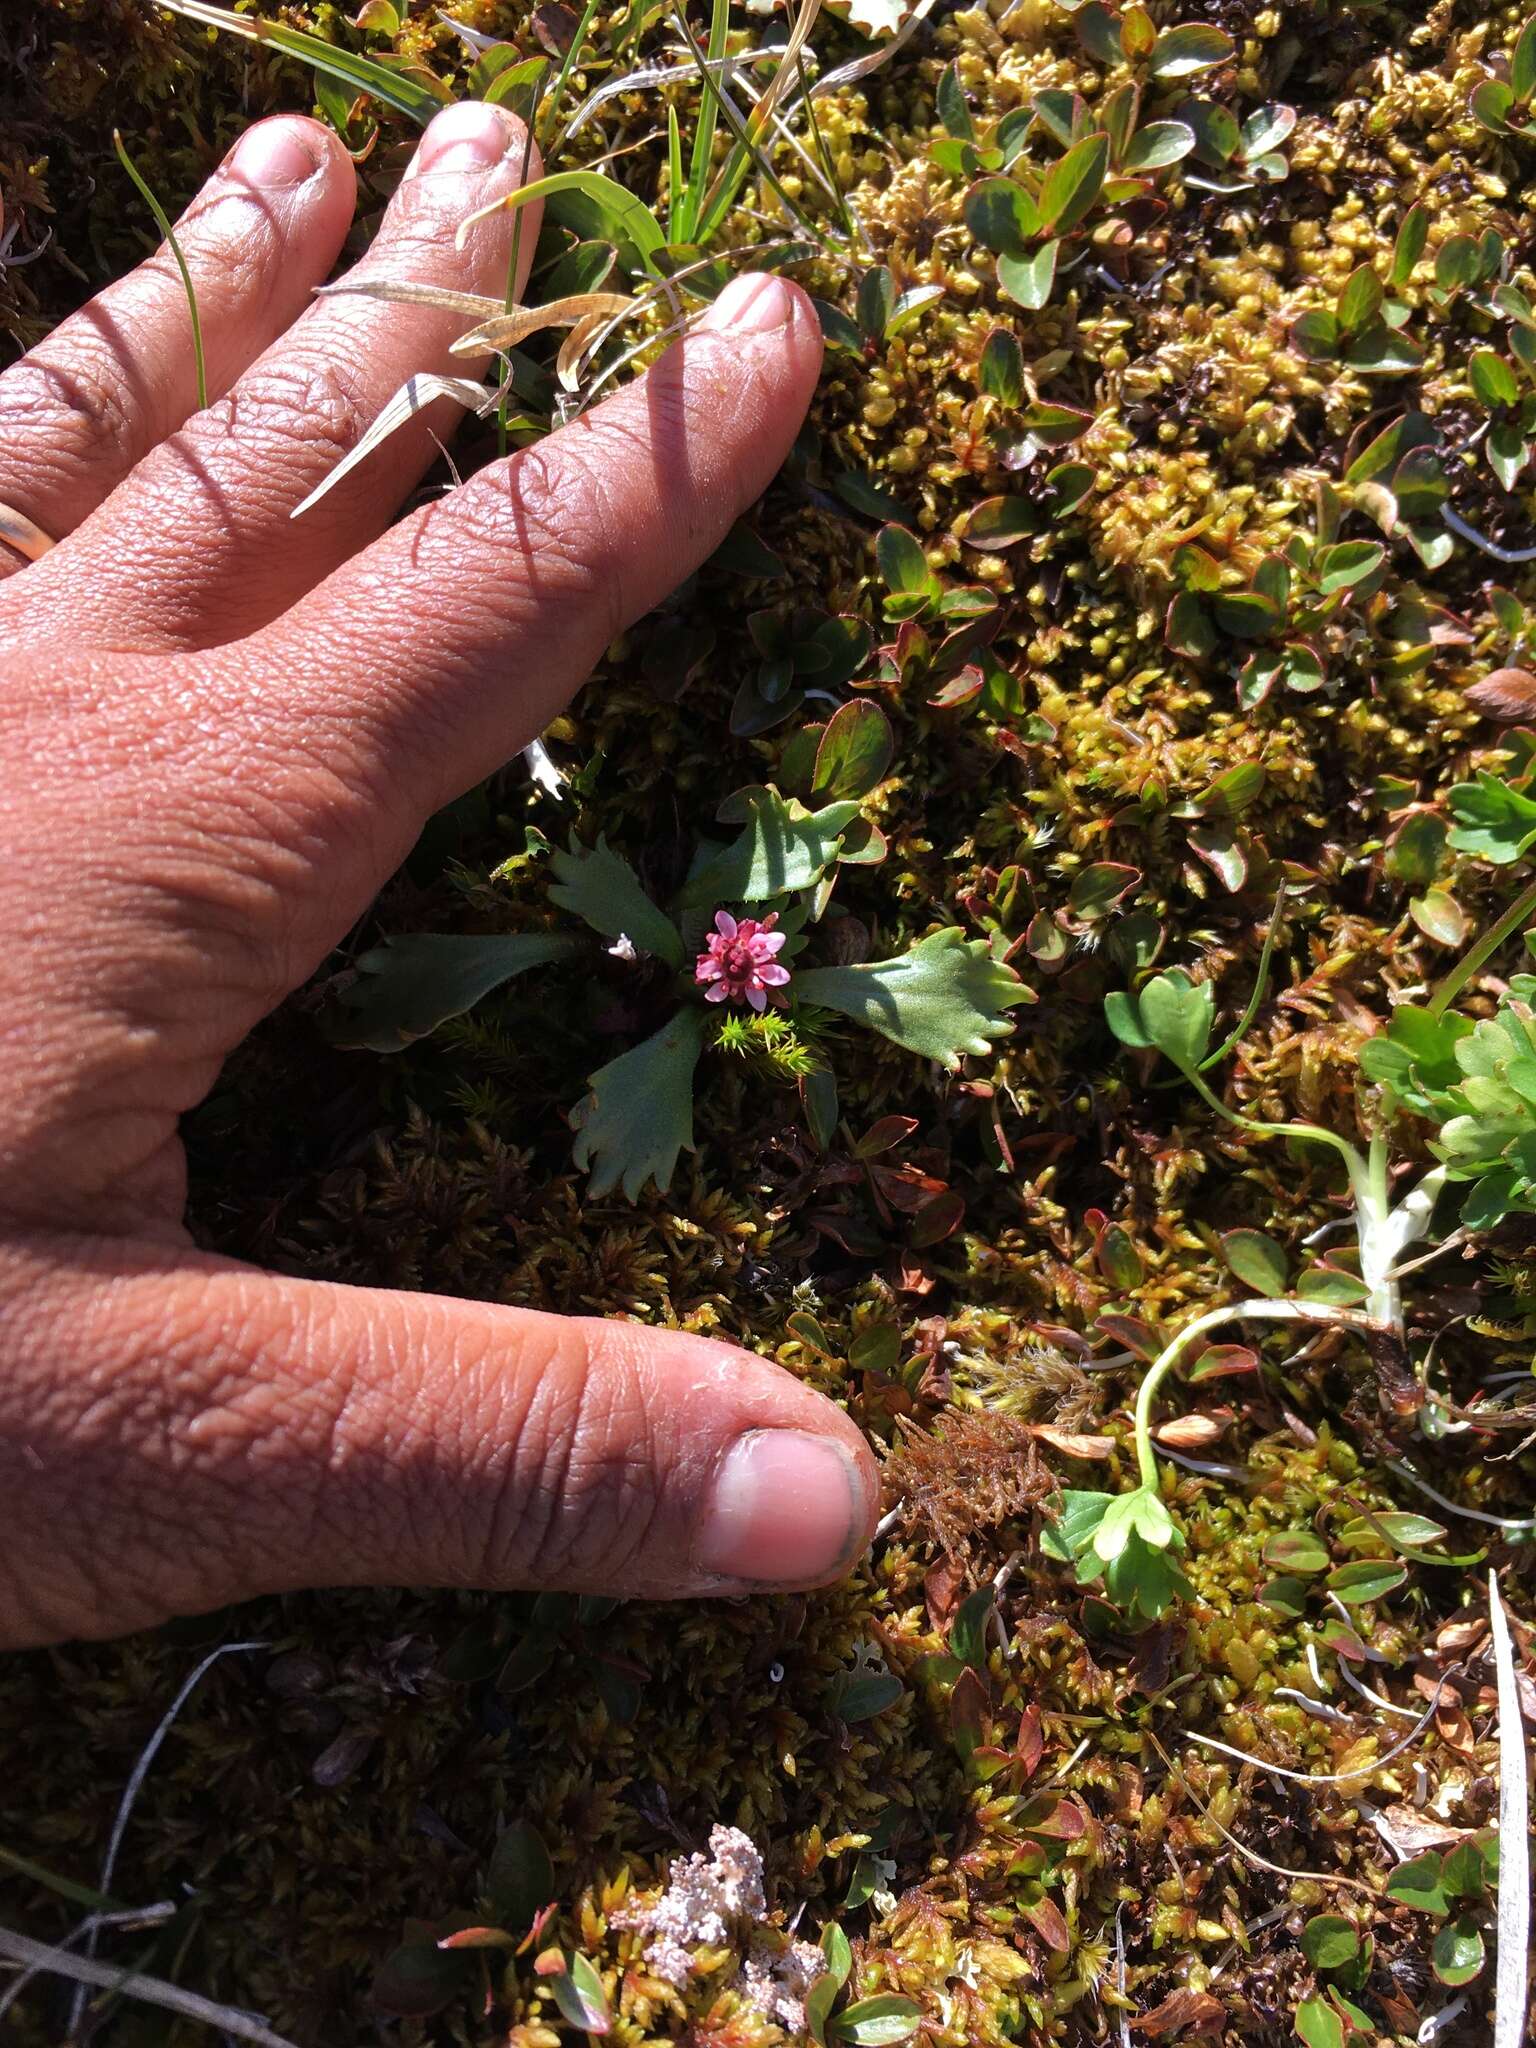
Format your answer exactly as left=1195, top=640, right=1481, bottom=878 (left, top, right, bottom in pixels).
left=4, top=0, right=1536, bottom=2042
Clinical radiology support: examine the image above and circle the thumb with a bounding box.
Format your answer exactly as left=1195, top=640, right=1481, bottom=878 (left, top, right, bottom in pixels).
left=0, top=1233, right=880, bottom=1647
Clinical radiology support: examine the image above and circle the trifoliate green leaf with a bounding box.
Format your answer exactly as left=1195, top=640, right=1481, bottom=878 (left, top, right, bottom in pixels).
left=795, top=928, right=1026, bottom=1068
left=570, top=1010, right=706, bottom=1199
left=333, top=932, right=585, bottom=1051
left=1109, top=968, right=1215, bottom=1074
left=1040, top=1489, right=1114, bottom=1564
left=548, top=837, right=684, bottom=967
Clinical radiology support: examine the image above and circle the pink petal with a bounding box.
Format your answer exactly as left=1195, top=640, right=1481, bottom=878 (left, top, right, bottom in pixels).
left=746, top=984, right=767, bottom=1013
left=756, top=963, right=790, bottom=986
left=696, top=957, right=723, bottom=981
left=713, top=909, right=738, bottom=940
left=755, top=932, right=787, bottom=956
left=705, top=981, right=731, bottom=1001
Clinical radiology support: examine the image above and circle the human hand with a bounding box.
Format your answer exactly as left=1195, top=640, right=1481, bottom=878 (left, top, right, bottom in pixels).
left=0, top=102, right=878, bottom=1649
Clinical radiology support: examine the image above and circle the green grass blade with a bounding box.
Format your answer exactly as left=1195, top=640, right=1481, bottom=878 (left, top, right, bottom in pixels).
left=669, top=6, right=823, bottom=250
left=666, top=102, right=685, bottom=241
left=154, top=1, right=446, bottom=125
left=113, top=129, right=207, bottom=412
left=676, top=0, right=730, bottom=244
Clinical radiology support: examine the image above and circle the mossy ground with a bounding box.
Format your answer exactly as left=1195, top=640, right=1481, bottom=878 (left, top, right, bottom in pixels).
left=2, top=1, right=1534, bottom=2042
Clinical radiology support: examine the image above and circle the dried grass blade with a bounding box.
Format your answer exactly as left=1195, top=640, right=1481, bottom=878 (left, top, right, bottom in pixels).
left=1490, top=1570, right=1530, bottom=2048
left=556, top=309, right=622, bottom=390
left=453, top=291, right=635, bottom=357
left=290, top=374, right=494, bottom=519
left=316, top=278, right=506, bottom=318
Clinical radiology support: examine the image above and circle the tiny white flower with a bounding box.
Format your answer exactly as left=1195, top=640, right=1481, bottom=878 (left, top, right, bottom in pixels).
left=607, top=934, right=638, bottom=962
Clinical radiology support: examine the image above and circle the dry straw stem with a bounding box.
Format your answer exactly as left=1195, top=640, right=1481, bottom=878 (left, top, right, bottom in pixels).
left=1488, top=1570, right=1530, bottom=2048
left=0, top=1926, right=300, bottom=2048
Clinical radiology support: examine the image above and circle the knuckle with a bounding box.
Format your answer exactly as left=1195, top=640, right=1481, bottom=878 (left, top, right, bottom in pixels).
left=0, top=350, right=138, bottom=487
left=194, top=353, right=377, bottom=469
left=479, top=1318, right=664, bottom=1587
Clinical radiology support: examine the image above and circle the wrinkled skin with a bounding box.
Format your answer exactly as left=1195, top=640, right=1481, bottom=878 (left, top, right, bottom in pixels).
left=0, top=102, right=877, bottom=1649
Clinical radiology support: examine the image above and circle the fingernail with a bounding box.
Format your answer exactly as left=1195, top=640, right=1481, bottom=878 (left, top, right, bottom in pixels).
left=409, top=100, right=516, bottom=178
left=698, top=272, right=797, bottom=335
left=695, top=1431, right=866, bottom=1584
left=226, top=118, right=323, bottom=189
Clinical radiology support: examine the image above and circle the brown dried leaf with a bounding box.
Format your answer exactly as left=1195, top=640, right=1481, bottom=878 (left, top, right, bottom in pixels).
left=1464, top=667, right=1536, bottom=721
left=450, top=292, right=634, bottom=359
left=1133, top=1988, right=1226, bottom=2036
left=1028, top=1424, right=1116, bottom=1460
left=1374, top=1803, right=1471, bottom=1860
left=1151, top=1413, right=1229, bottom=1449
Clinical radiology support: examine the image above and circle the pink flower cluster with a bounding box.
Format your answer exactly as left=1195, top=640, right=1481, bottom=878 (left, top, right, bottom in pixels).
left=694, top=909, right=790, bottom=1012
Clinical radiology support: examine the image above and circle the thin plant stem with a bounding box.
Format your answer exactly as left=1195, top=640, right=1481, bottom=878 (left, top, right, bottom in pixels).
left=1426, top=874, right=1536, bottom=1019
left=1130, top=1296, right=1369, bottom=1491
left=1182, top=1064, right=1370, bottom=1186
left=497, top=119, right=540, bottom=459
left=113, top=131, right=207, bottom=411
left=796, top=51, right=855, bottom=247
left=1199, top=883, right=1288, bottom=1070
left=669, top=5, right=824, bottom=250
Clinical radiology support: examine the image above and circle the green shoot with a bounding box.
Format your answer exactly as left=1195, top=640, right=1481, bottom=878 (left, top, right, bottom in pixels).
left=113, top=130, right=207, bottom=413
left=673, top=0, right=730, bottom=244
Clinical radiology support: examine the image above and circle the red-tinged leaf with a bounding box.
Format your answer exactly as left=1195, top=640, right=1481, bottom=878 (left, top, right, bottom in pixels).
left=1029, top=1424, right=1116, bottom=1459
left=533, top=1948, right=565, bottom=1978
left=1464, top=667, right=1536, bottom=721
left=909, top=1189, right=966, bottom=1247
left=438, top=1926, right=518, bottom=1951
left=855, top=1115, right=920, bottom=1158
left=928, top=666, right=985, bottom=708
left=1022, top=1893, right=1071, bottom=1951
left=1018, top=1792, right=1088, bottom=1840
left=1186, top=1343, right=1259, bottom=1382
left=950, top=1664, right=988, bottom=1759
left=1015, top=1704, right=1045, bottom=1777
left=1095, top=1313, right=1161, bottom=1359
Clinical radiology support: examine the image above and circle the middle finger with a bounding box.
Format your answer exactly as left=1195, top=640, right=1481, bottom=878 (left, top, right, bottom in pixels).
left=11, top=101, right=541, bottom=655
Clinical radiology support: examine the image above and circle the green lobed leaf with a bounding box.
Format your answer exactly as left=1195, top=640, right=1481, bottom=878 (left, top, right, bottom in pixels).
left=1040, top=1489, right=1114, bottom=1564
left=1121, top=117, right=1196, bottom=171
left=569, top=1010, right=706, bottom=1200
left=1391, top=201, right=1430, bottom=286
left=795, top=928, right=1027, bottom=1069
left=680, top=791, right=862, bottom=906
left=1335, top=264, right=1384, bottom=337
left=963, top=176, right=1041, bottom=255
left=334, top=932, right=585, bottom=1051
left=549, top=838, right=684, bottom=967
left=1446, top=770, right=1536, bottom=863
left=1135, top=968, right=1217, bottom=1072
left=1314, top=540, right=1386, bottom=594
